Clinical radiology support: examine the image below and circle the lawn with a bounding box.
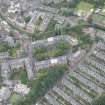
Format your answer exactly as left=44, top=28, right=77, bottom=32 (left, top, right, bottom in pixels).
left=9, top=93, right=23, bottom=104
left=92, top=14, right=105, bottom=25
left=8, top=48, right=17, bottom=57
left=75, top=1, right=94, bottom=12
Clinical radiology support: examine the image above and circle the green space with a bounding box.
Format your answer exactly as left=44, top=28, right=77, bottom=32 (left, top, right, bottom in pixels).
left=24, top=16, right=31, bottom=23
left=0, top=42, right=9, bottom=52
left=75, top=1, right=94, bottom=12
left=8, top=48, right=17, bottom=57
left=56, top=22, right=93, bottom=50
left=32, top=41, right=70, bottom=61
left=0, top=42, right=20, bottom=57
left=92, top=14, right=105, bottom=25
left=10, top=68, right=28, bottom=84
left=83, top=0, right=105, bottom=6
left=61, top=8, right=74, bottom=17
left=65, top=24, right=93, bottom=49
left=14, top=64, right=68, bottom=105
left=32, top=20, right=57, bottom=40
left=91, top=93, right=105, bottom=105
left=9, top=93, right=23, bottom=104
left=50, top=0, right=79, bottom=9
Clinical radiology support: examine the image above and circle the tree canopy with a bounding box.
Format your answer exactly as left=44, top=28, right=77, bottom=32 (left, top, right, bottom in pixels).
left=91, top=94, right=105, bottom=105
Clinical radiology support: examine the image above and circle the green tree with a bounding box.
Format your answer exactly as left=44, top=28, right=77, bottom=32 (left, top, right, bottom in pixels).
left=15, top=65, right=68, bottom=105
left=91, top=94, right=105, bottom=105
left=24, top=16, right=31, bottom=23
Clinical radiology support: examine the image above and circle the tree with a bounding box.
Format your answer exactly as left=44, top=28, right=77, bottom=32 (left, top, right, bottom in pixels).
left=24, top=16, right=31, bottom=23
left=91, top=94, right=105, bottom=105
left=16, top=65, right=68, bottom=105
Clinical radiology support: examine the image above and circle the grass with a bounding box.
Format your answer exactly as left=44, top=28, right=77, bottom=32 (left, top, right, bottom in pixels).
left=75, top=1, right=94, bottom=12
left=9, top=93, right=23, bottom=104
left=92, top=14, right=105, bottom=25
left=8, top=48, right=17, bottom=57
